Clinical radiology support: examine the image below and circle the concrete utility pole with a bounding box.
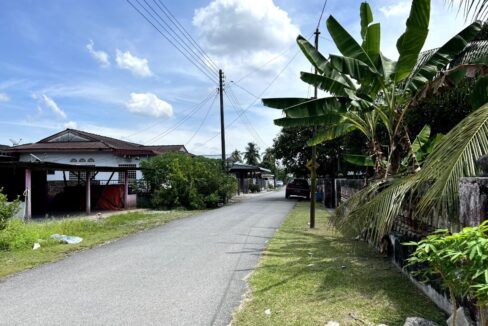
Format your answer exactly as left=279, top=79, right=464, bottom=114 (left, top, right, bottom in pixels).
left=310, top=27, right=320, bottom=229
left=219, top=69, right=226, bottom=170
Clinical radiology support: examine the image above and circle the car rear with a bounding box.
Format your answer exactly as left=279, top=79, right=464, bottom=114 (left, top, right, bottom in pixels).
left=285, top=179, right=310, bottom=199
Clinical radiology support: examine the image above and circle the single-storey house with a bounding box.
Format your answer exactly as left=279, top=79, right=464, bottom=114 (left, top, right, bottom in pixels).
left=1, top=129, right=188, bottom=218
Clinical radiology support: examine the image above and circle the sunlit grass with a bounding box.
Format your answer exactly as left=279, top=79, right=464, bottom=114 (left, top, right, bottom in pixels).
left=232, top=202, right=446, bottom=326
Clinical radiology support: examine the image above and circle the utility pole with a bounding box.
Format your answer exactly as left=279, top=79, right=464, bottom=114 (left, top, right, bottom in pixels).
left=219, top=69, right=226, bottom=171
left=310, top=27, right=320, bottom=229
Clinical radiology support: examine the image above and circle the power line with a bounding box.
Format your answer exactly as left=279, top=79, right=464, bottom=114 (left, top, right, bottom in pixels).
left=137, top=0, right=216, bottom=79
left=146, top=0, right=218, bottom=75
left=153, top=0, right=220, bottom=73
left=186, top=91, right=217, bottom=145
left=125, top=89, right=217, bottom=140
left=200, top=47, right=303, bottom=146
left=144, top=89, right=217, bottom=144
left=316, top=0, right=328, bottom=29
left=224, top=88, right=267, bottom=148
left=127, top=0, right=217, bottom=84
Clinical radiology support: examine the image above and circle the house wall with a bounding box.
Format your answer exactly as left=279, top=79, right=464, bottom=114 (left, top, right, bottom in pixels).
left=18, top=152, right=148, bottom=182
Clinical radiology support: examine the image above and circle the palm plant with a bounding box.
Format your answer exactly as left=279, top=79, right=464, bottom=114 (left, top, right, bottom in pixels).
left=264, top=0, right=481, bottom=179
left=244, top=142, right=260, bottom=166
left=445, top=0, right=488, bottom=21
left=263, top=0, right=488, bottom=243
left=230, top=149, right=242, bottom=163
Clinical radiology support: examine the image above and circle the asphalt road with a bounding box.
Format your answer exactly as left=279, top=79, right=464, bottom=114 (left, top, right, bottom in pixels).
left=0, top=190, right=295, bottom=326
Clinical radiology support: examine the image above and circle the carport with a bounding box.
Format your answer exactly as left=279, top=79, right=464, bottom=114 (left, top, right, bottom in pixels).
left=0, top=161, right=140, bottom=219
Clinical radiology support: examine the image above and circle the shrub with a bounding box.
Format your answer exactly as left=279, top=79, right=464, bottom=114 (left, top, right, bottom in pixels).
left=406, top=221, right=488, bottom=324
left=0, top=220, right=40, bottom=251
left=0, top=188, right=20, bottom=231
left=141, top=153, right=237, bottom=209
left=248, top=183, right=261, bottom=193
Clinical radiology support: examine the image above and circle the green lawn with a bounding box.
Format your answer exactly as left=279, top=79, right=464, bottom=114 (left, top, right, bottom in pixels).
left=232, top=202, right=446, bottom=326
left=0, top=210, right=198, bottom=279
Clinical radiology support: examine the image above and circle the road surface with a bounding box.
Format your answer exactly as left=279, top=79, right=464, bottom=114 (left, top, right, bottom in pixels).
left=0, top=190, right=294, bottom=326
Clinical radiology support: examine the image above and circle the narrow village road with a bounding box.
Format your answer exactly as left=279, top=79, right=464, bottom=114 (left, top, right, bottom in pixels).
left=0, top=190, right=295, bottom=326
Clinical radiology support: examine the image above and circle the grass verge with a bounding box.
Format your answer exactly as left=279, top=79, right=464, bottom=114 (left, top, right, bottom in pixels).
left=232, top=202, right=446, bottom=326
left=0, top=210, right=198, bottom=279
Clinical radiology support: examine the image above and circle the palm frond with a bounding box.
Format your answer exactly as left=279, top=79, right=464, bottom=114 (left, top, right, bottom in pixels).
left=445, top=0, right=488, bottom=21
left=335, top=176, right=419, bottom=244
left=416, top=103, right=488, bottom=221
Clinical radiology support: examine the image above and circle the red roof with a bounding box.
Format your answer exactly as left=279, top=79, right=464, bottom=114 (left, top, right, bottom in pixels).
left=9, top=129, right=188, bottom=156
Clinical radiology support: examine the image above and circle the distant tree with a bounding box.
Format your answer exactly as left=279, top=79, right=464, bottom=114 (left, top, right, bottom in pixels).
left=230, top=149, right=242, bottom=163
left=260, top=147, right=276, bottom=172
left=244, top=142, right=260, bottom=165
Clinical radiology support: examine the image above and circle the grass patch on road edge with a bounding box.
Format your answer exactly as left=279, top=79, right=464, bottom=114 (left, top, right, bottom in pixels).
left=0, top=210, right=198, bottom=279
left=232, top=202, right=446, bottom=326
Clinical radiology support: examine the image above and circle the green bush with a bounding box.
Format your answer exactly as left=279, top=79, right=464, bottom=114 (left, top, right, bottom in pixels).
left=0, top=220, right=39, bottom=250
left=0, top=188, right=20, bottom=231
left=248, top=183, right=261, bottom=193
left=406, top=221, right=488, bottom=323
left=141, top=153, right=237, bottom=209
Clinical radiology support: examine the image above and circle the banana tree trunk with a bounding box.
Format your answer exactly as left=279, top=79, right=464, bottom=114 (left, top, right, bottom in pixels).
left=369, top=139, right=386, bottom=178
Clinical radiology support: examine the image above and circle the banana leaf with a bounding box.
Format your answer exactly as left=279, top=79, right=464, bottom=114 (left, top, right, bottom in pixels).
left=394, top=0, right=430, bottom=83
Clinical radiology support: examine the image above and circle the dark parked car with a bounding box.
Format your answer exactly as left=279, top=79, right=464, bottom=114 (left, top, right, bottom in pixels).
left=285, top=179, right=310, bottom=199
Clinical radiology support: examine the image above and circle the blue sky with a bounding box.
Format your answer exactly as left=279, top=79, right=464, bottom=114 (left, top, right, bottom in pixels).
left=0, top=0, right=469, bottom=155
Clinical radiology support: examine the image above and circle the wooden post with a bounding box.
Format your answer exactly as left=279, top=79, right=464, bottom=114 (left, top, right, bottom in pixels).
left=86, top=171, right=91, bottom=214
left=25, top=168, right=32, bottom=220
left=124, top=171, right=129, bottom=209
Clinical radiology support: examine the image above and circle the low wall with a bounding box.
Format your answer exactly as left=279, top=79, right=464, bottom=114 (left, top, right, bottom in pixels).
left=334, top=178, right=367, bottom=207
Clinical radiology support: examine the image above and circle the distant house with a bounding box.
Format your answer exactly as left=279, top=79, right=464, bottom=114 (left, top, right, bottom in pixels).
left=9, top=128, right=188, bottom=184
left=1, top=129, right=188, bottom=218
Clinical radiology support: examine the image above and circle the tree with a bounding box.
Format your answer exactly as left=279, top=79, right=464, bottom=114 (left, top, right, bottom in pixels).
left=230, top=149, right=242, bottom=163
left=263, top=0, right=488, bottom=243
left=272, top=126, right=367, bottom=177
left=244, top=142, right=260, bottom=165
left=141, top=153, right=237, bottom=209
left=263, top=1, right=481, bottom=179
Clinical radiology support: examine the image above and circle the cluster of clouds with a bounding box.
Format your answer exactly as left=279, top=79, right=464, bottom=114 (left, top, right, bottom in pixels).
left=192, top=0, right=300, bottom=77
left=84, top=40, right=171, bottom=120
left=86, top=40, right=153, bottom=77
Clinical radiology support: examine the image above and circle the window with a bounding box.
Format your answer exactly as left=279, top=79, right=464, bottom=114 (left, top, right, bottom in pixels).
left=70, top=158, right=77, bottom=163
left=79, top=158, right=86, bottom=163
left=118, top=164, right=137, bottom=183
left=88, top=158, right=95, bottom=163
left=69, top=170, right=87, bottom=181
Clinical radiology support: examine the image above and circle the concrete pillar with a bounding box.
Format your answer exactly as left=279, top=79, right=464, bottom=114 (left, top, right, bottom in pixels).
left=24, top=168, right=32, bottom=220
left=86, top=171, right=91, bottom=214
left=124, top=171, right=129, bottom=209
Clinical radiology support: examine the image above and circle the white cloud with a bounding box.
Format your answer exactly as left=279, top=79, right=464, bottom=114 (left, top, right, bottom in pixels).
left=64, top=121, right=78, bottom=129
left=193, top=0, right=300, bottom=76
left=126, top=92, right=173, bottom=118
left=0, top=92, right=9, bottom=102
left=115, top=50, right=153, bottom=77
left=38, top=94, right=67, bottom=119
left=380, top=2, right=411, bottom=18
left=86, top=40, right=110, bottom=67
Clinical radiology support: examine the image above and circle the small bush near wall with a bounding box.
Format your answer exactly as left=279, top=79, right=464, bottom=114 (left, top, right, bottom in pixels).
left=0, top=189, right=20, bottom=231
left=141, top=153, right=237, bottom=209
left=248, top=183, right=261, bottom=193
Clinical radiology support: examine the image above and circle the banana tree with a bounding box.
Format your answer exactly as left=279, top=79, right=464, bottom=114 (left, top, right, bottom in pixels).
left=263, top=0, right=482, bottom=179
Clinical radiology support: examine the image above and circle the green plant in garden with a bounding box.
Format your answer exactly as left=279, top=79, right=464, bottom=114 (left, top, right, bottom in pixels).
left=0, top=188, right=20, bottom=231
left=406, top=221, right=488, bottom=325
left=262, top=0, right=488, bottom=243
left=141, top=153, right=237, bottom=209
left=264, top=0, right=482, bottom=178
